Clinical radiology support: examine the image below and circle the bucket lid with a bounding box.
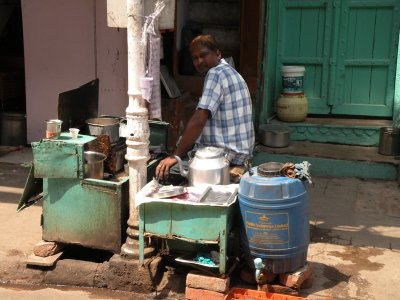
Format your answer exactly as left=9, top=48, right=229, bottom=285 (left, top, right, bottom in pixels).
left=46, top=119, right=62, bottom=124
left=281, top=65, right=305, bottom=73
left=257, top=162, right=284, bottom=177
left=380, top=126, right=400, bottom=134
left=259, top=124, right=291, bottom=134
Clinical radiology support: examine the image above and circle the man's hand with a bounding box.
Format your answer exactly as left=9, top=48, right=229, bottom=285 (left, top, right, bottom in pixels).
left=155, top=108, right=209, bottom=181
left=155, top=155, right=178, bottom=181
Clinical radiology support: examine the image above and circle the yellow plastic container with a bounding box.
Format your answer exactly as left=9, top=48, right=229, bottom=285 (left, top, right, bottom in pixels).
left=276, top=94, right=308, bottom=122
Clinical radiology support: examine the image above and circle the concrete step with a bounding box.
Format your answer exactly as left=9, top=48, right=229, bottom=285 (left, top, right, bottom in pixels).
left=268, top=117, right=392, bottom=146
left=252, top=141, right=400, bottom=181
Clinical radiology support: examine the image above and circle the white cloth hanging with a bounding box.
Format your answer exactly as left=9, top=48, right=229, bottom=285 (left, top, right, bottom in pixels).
left=142, top=1, right=165, bottom=120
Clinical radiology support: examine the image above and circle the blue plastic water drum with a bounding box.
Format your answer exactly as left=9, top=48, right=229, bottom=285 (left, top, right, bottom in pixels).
left=238, top=163, right=309, bottom=273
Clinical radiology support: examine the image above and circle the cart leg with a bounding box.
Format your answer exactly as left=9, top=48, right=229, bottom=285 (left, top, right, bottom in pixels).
left=219, top=212, right=227, bottom=274
left=139, top=205, right=145, bottom=265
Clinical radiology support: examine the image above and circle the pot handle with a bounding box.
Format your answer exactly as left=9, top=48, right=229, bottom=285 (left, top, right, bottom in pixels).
left=187, top=149, right=196, bottom=160
left=245, top=160, right=254, bottom=176
left=119, top=118, right=127, bottom=138
left=223, top=153, right=231, bottom=164
left=173, top=155, right=188, bottom=178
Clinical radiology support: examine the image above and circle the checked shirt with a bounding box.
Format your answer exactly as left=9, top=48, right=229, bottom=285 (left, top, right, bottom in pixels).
left=196, top=59, right=255, bottom=165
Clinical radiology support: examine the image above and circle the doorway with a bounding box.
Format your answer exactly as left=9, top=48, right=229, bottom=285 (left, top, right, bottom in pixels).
left=172, top=0, right=262, bottom=101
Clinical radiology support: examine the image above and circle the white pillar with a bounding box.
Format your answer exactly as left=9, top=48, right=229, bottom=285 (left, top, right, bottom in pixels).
left=121, top=0, right=149, bottom=258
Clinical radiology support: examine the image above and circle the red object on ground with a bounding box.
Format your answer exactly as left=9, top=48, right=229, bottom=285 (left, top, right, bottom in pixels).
left=224, top=288, right=308, bottom=300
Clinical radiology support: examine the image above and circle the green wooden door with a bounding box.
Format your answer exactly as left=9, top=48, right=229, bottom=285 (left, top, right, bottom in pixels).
left=332, top=0, right=400, bottom=116
left=268, top=0, right=400, bottom=117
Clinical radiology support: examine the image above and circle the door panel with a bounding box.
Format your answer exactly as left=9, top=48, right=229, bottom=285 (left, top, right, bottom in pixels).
left=275, top=0, right=332, bottom=114
left=332, top=1, right=399, bottom=116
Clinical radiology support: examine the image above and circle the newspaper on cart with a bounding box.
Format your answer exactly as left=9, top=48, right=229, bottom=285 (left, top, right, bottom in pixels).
left=135, top=179, right=238, bottom=208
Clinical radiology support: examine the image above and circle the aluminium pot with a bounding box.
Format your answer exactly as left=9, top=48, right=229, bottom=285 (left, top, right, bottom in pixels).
left=85, top=117, right=120, bottom=143
left=174, top=146, right=230, bottom=186
left=259, top=124, right=290, bottom=148
left=84, top=151, right=107, bottom=179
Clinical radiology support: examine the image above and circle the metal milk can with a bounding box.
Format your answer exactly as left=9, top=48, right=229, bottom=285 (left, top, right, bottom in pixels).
left=174, top=146, right=230, bottom=186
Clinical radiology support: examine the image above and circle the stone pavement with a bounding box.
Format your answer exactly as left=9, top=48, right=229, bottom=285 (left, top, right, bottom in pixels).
left=0, top=147, right=399, bottom=299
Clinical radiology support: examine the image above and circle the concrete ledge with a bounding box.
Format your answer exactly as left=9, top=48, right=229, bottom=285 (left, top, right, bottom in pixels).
left=44, top=259, right=99, bottom=287
left=0, top=260, right=45, bottom=285
left=0, top=255, right=165, bottom=296
left=107, top=254, right=164, bottom=293
left=253, top=142, right=400, bottom=180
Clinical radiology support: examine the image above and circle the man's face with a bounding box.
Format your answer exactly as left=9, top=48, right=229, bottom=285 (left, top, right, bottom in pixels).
left=190, top=44, right=221, bottom=75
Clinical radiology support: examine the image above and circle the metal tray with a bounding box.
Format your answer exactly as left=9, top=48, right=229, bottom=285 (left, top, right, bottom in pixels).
left=149, top=185, right=186, bottom=198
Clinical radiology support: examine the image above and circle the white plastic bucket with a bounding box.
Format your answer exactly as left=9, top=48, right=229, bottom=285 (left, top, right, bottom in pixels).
left=281, top=66, right=305, bottom=94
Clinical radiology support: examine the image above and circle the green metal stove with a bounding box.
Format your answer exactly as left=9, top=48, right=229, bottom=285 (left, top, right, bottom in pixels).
left=30, top=133, right=129, bottom=253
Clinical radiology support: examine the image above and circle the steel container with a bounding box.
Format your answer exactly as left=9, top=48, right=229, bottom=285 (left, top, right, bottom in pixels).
left=85, top=117, right=120, bottom=143
left=45, top=119, right=63, bottom=139
left=259, top=124, right=290, bottom=147
left=379, top=127, right=400, bottom=156
left=84, top=151, right=107, bottom=179
left=175, top=146, right=230, bottom=186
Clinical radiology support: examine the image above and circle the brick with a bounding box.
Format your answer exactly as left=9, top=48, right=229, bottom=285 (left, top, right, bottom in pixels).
left=185, top=287, right=226, bottom=300
left=258, top=271, right=277, bottom=285
left=279, top=263, right=313, bottom=289
left=33, top=240, right=64, bottom=257
left=186, top=271, right=230, bottom=293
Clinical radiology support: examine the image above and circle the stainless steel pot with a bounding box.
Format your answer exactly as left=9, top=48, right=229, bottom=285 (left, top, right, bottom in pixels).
left=379, top=127, right=400, bottom=156
left=174, top=146, right=230, bottom=186
left=84, top=151, right=107, bottom=179
left=259, top=124, right=290, bottom=148
left=85, top=117, right=120, bottom=143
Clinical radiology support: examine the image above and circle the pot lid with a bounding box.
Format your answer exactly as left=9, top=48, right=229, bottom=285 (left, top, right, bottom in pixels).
left=195, top=147, right=224, bottom=159
left=259, top=124, right=290, bottom=133
left=46, top=119, right=62, bottom=125
left=381, top=126, right=400, bottom=134
left=86, top=117, right=120, bottom=126
left=281, top=65, right=305, bottom=72
left=257, top=162, right=284, bottom=177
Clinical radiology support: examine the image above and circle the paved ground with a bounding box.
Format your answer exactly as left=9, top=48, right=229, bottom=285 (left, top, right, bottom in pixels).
left=0, top=147, right=399, bottom=299
left=0, top=283, right=148, bottom=300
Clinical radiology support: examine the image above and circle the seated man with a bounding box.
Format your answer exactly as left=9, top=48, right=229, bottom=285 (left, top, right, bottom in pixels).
left=156, top=34, right=255, bottom=183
